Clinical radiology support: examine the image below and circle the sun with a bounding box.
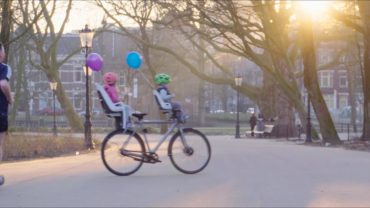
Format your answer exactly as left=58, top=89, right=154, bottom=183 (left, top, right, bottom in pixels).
left=298, top=1, right=331, bottom=17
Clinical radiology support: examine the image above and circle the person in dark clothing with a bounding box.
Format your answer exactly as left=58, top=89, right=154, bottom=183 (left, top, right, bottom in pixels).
left=249, top=113, right=257, bottom=136
left=0, top=42, right=12, bottom=186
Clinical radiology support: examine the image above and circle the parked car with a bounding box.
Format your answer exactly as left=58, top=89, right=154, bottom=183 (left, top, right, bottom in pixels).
left=210, top=109, right=225, bottom=114
left=247, top=107, right=255, bottom=114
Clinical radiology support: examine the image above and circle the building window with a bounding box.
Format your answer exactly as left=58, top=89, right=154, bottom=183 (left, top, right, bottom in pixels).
left=324, top=94, right=334, bottom=110
left=62, top=64, right=73, bottom=71
left=29, top=71, right=40, bottom=82
left=319, top=71, right=333, bottom=88
left=74, top=95, right=81, bottom=110
left=320, top=55, right=329, bottom=64
left=338, top=94, right=348, bottom=109
left=340, top=55, right=346, bottom=63
left=119, top=73, right=125, bottom=86
left=61, top=71, right=73, bottom=82
left=339, top=74, right=348, bottom=88
left=75, top=71, right=82, bottom=82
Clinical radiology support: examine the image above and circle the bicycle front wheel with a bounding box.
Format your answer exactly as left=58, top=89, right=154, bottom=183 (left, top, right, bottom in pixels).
left=168, top=128, right=211, bottom=174
left=101, top=129, right=145, bottom=176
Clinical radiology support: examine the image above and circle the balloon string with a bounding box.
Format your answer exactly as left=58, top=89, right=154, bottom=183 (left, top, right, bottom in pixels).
left=138, top=70, right=155, bottom=89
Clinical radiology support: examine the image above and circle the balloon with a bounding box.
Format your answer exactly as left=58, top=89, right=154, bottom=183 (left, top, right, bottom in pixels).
left=86, top=53, right=103, bottom=72
left=126, top=51, right=142, bottom=70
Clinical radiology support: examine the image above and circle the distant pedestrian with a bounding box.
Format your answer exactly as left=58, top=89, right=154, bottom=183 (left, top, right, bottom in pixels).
left=249, top=113, right=257, bottom=136
left=0, top=43, right=12, bottom=186
left=256, top=113, right=265, bottom=132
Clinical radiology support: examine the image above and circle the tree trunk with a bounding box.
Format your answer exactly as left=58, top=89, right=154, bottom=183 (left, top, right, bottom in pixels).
left=221, top=86, right=228, bottom=112
left=49, top=73, right=83, bottom=132
left=359, top=2, right=370, bottom=140
left=259, top=72, right=276, bottom=119
left=159, top=112, right=167, bottom=134
left=300, top=15, right=341, bottom=144
left=10, top=41, right=26, bottom=122
left=0, top=0, right=12, bottom=62
left=197, top=1, right=206, bottom=125
left=345, top=61, right=358, bottom=133
left=198, top=80, right=206, bottom=124
left=360, top=39, right=370, bottom=140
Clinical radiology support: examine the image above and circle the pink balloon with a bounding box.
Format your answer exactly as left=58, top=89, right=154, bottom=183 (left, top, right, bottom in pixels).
left=86, top=53, right=103, bottom=71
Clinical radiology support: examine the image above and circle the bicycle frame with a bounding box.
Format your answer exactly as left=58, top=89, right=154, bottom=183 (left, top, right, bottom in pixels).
left=124, top=119, right=186, bottom=154
left=101, top=115, right=211, bottom=176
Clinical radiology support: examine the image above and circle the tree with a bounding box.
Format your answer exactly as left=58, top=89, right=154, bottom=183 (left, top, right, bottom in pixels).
left=2, top=1, right=43, bottom=124
left=331, top=1, right=370, bottom=140
left=160, top=1, right=313, bottom=137
left=298, top=9, right=341, bottom=144
left=357, top=2, right=370, bottom=140
left=19, top=0, right=83, bottom=131
left=0, top=0, right=12, bottom=60
left=96, top=0, right=206, bottom=130
left=95, top=0, right=342, bottom=141
left=344, top=35, right=362, bottom=133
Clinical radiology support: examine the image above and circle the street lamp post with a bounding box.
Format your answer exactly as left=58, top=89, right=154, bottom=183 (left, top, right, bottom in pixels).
left=49, top=81, right=58, bottom=137
left=306, top=91, right=312, bottom=143
left=79, top=24, right=94, bottom=149
left=235, top=75, right=243, bottom=139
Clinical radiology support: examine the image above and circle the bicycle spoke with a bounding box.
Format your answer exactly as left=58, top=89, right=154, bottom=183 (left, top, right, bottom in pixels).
left=169, top=128, right=211, bottom=174
left=101, top=130, right=145, bottom=176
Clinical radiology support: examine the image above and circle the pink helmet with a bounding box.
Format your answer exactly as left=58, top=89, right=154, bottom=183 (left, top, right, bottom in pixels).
left=103, top=72, right=118, bottom=85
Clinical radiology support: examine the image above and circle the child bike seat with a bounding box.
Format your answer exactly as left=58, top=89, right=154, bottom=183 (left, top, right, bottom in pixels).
left=95, top=83, right=126, bottom=117
left=153, top=90, right=172, bottom=111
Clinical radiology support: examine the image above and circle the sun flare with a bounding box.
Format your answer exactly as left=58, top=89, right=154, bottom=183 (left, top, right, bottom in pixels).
left=298, top=1, right=331, bottom=17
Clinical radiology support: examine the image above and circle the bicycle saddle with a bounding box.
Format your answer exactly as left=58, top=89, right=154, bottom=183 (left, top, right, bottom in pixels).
left=132, top=113, right=147, bottom=120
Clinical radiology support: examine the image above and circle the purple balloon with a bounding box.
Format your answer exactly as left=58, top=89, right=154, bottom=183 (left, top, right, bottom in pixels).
left=86, top=53, right=103, bottom=72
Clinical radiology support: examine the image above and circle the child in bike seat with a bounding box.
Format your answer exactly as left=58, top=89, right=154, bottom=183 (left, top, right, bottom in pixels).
left=103, top=72, right=132, bottom=128
left=154, top=73, right=185, bottom=123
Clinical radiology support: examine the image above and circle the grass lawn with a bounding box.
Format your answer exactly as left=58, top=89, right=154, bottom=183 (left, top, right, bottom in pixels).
left=135, top=126, right=250, bottom=135
left=195, top=127, right=249, bottom=135
left=3, top=134, right=99, bottom=161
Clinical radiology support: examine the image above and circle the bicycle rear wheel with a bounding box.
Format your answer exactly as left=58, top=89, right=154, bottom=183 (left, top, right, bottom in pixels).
left=168, top=128, right=211, bottom=174
left=101, top=129, right=145, bottom=176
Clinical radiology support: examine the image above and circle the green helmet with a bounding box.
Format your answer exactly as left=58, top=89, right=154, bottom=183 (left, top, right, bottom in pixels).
left=154, top=73, right=171, bottom=85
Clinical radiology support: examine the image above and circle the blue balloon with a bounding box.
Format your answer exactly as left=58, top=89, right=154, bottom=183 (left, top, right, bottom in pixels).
left=126, top=51, right=142, bottom=70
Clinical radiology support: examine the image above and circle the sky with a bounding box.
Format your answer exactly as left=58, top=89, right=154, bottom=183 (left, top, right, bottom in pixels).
left=52, top=0, right=336, bottom=33
left=53, top=1, right=105, bottom=33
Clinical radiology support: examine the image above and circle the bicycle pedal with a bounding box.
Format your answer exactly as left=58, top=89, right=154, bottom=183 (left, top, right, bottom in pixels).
left=145, top=156, right=161, bottom=163
left=154, top=158, right=162, bottom=163
left=148, top=159, right=161, bottom=163
left=133, top=158, right=144, bottom=162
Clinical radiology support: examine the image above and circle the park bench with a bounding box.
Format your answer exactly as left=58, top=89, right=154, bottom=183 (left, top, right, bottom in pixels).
left=245, top=124, right=275, bottom=138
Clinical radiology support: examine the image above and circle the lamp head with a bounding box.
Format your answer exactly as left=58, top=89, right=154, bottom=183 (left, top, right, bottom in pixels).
left=234, top=75, right=242, bottom=86
left=79, top=24, right=94, bottom=48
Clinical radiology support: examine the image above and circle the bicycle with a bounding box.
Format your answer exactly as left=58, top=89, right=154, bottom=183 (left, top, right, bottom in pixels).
left=101, top=114, right=211, bottom=176
left=96, top=84, right=211, bottom=176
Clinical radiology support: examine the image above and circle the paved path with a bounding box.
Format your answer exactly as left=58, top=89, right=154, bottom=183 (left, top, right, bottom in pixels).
left=1, top=136, right=370, bottom=207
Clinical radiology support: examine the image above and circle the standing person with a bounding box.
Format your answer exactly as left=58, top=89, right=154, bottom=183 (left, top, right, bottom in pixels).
left=256, top=113, right=265, bottom=133
left=0, top=42, right=12, bottom=186
left=249, top=113, right=257, bottom=136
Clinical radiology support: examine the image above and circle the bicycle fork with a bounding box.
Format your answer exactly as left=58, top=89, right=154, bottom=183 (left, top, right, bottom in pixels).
left=178, top=128, right=194, bottom=156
